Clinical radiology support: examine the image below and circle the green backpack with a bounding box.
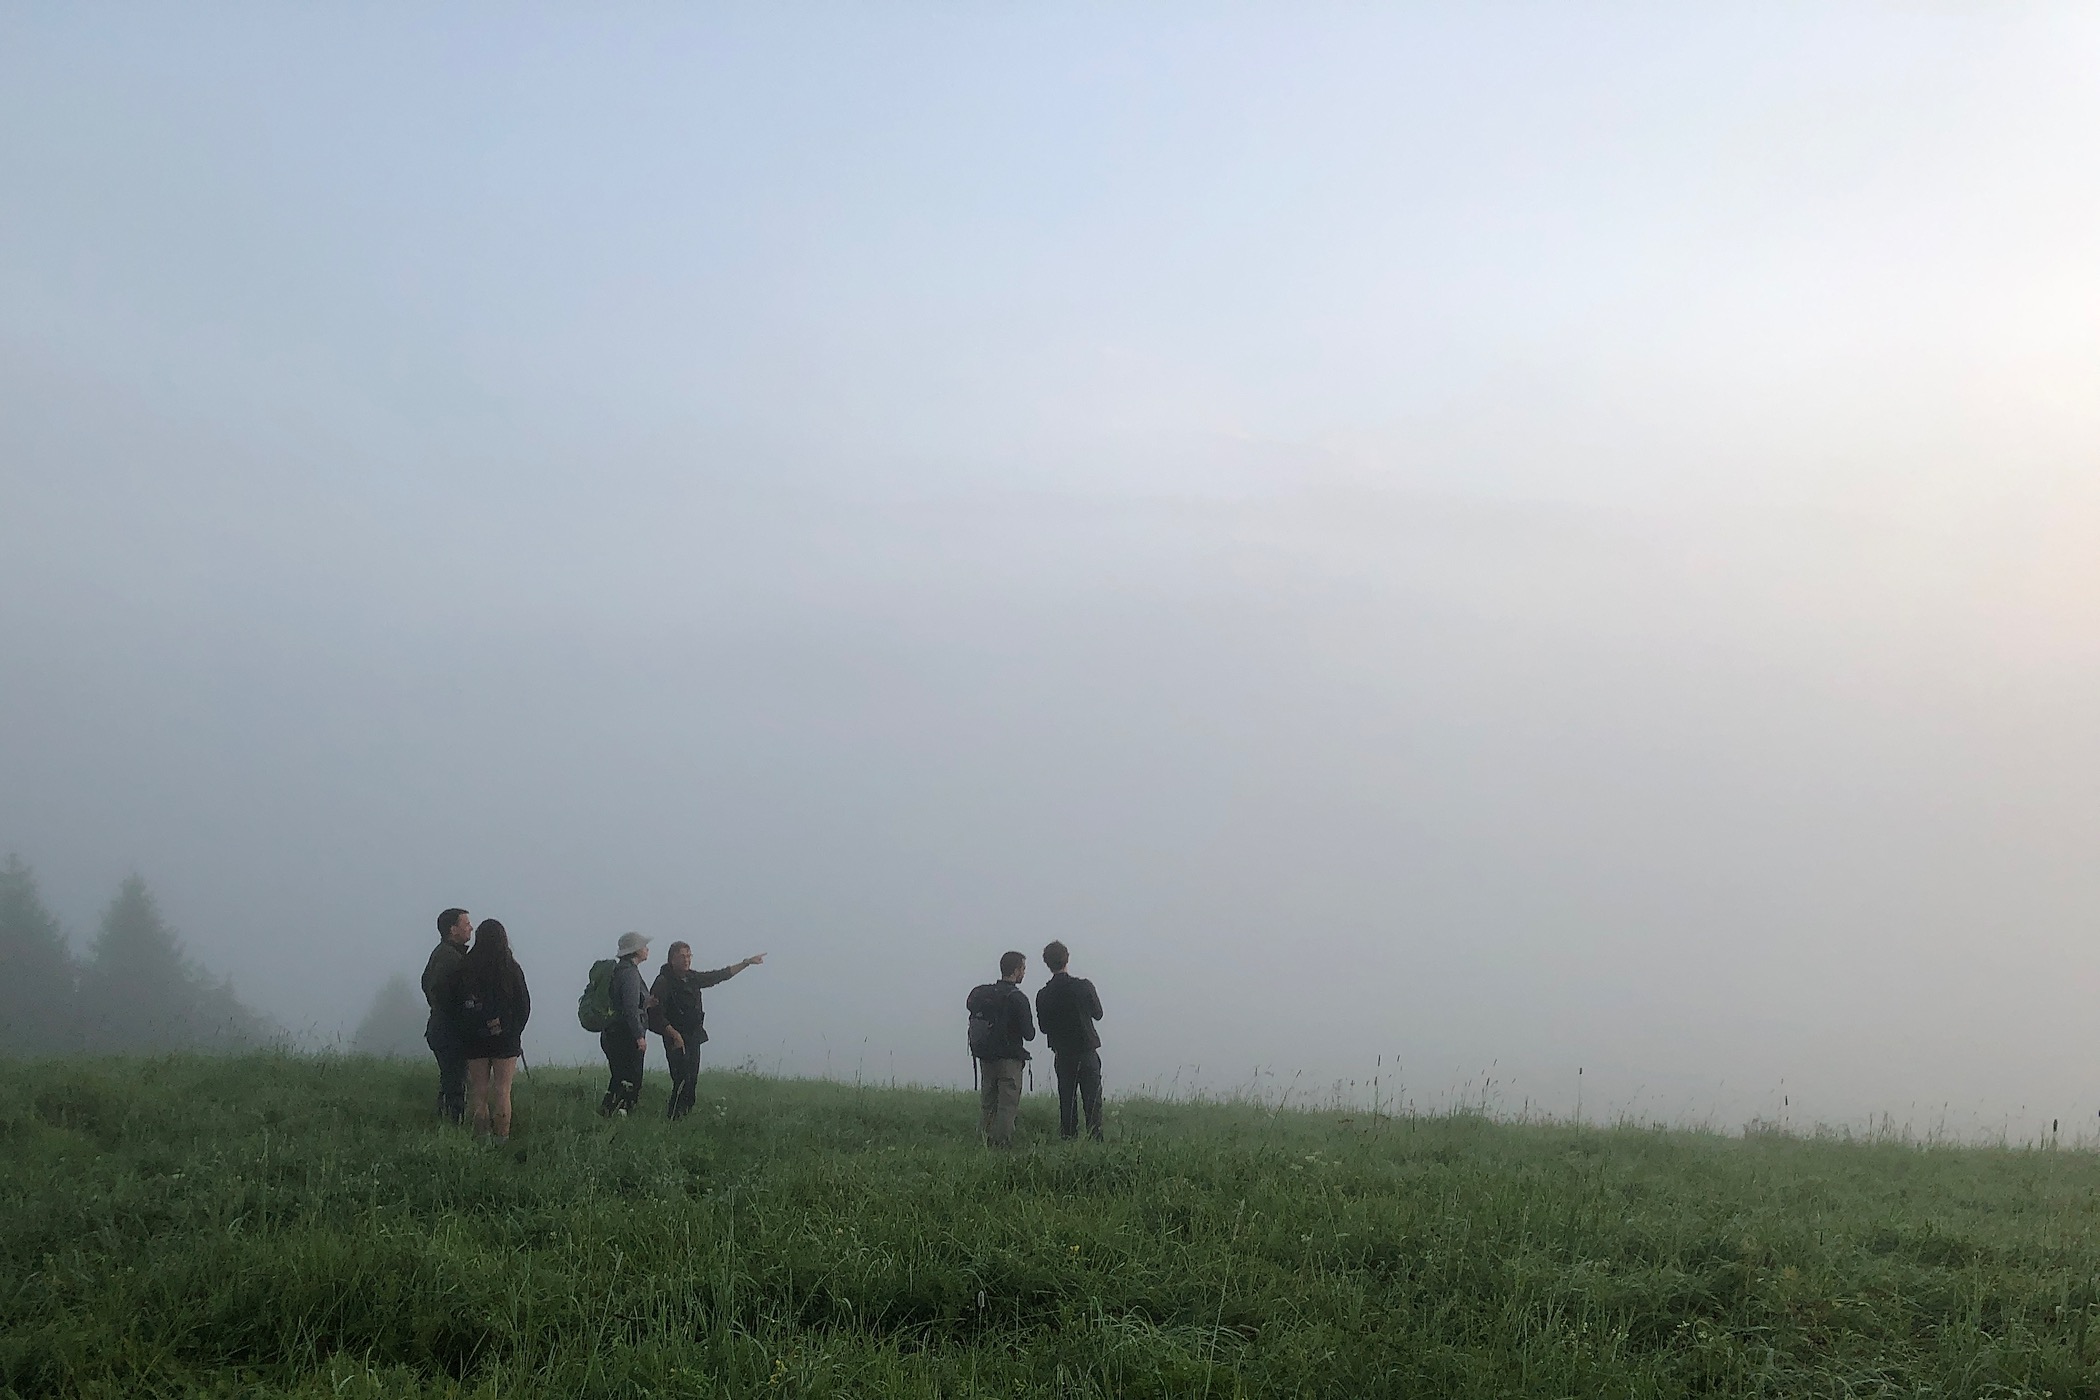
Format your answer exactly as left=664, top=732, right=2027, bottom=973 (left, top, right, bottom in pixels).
left=577, top=958, right=620, bottom=1032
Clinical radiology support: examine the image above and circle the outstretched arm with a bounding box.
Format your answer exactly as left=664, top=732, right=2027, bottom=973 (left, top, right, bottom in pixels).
left=695, top=954, right=766, bottom=988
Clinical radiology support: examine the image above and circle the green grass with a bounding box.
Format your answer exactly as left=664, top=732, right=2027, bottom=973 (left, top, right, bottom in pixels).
left=5, top=1057, right=2100, bottom=1397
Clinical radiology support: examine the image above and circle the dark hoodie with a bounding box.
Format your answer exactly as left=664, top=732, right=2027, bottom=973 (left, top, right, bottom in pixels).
left=648, top=963, right=739, bottom=1044
left=455, top=958, right=531, bottom=1051
left=1035, top=970, right=1102, bottom=1056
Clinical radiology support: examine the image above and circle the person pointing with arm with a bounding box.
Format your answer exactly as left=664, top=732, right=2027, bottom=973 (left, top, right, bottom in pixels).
left=651, top=942, right=766, bottom=1121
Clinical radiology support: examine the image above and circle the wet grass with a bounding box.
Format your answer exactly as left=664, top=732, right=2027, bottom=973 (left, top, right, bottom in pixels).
left=5, top=1054, right=2100, bottom=1396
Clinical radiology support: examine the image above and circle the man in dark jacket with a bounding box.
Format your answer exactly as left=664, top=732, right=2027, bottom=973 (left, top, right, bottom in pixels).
left=421, top=908, right=472, bottom=1123
left=650, top=940, right=765, bottom=1120
left=598, top=931, right=652, bottom=1117
left=966, top=951, right=1035, bottom=1148
left=1034, top=940, right=1104, bottom=1141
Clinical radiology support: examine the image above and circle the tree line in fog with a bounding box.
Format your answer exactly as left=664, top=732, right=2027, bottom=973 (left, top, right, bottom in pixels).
left=0, top=855, right=277, bottom=1057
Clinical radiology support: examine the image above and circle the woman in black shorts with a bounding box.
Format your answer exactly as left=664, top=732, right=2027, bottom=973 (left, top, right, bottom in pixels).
left=455, top=918, right=531, bottom=1143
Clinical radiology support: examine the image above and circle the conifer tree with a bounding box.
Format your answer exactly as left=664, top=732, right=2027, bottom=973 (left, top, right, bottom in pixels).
left=81, top=875, right=270, bottom=1052
left=351, top=973, right=426, bottom=1058
left=0, top=855, right=77, bottom=1056
left=190, top=970, right=275, bottom=1052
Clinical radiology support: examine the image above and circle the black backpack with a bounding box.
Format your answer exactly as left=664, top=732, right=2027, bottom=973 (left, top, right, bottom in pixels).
left=965, top=983, right=1008, bottom=1059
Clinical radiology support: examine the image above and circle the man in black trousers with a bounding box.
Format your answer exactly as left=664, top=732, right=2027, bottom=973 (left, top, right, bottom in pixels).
left=650, top=940, right=765, bottom=1120
left=1034, top=940, right=1104, bottom=1141
left=421, top=908, right=472, bottom=1122
left=599, top=931, right=653, bottom=1116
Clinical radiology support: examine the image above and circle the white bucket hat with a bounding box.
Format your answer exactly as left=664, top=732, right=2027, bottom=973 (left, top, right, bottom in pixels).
left=616, top=931, right=649, bottom=957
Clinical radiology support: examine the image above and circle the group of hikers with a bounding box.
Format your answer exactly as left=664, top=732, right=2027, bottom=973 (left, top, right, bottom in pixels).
left=414, top=909, right=1106, bottom=1147
left=417, top=907, right=763, bottom=1142
left=968, top=943, right=1105, bottom=1146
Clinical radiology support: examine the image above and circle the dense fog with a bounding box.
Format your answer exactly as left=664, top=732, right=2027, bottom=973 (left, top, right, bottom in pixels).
left=4, top=7, right=2098, bottom=1137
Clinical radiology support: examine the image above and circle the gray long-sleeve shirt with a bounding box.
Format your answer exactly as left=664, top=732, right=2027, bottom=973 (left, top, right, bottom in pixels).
left=612, top=956, right=647, bottom=1040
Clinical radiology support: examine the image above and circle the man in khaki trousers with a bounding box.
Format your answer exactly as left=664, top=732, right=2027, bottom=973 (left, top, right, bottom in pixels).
left=966, top=951, right=1035, bottom=1147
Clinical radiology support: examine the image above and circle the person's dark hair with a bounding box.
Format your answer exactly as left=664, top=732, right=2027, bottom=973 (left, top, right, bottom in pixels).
left=465, top=918, right=513, bottom=968
left=667, top=940, right=691, bottom=959
left=462, top=918, right=521, bottom=1001
left=438, top=908, right=469, bottom=939
left=999, top=950, right=1026, bottom=979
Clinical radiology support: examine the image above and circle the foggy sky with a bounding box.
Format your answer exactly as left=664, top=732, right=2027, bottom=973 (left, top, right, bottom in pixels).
left=4, top=6, right=2098, bottom=1136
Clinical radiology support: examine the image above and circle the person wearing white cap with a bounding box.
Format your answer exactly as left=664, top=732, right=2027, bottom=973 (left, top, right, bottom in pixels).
left=597, top=931, right=653, bottom=1116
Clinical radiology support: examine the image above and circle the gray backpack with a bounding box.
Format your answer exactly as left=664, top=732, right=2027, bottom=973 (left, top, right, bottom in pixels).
left=965, top=983, right=1007, bottom=1059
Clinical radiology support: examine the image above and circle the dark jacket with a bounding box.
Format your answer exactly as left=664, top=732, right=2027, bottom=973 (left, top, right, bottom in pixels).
left=421, top=939, right=467, bottom=1014
left=1035, top=970, right=1102, bottom=1056
left=455, top=959, right=531, bottom=1055
left=648, top=964, right=737, bottom=1044
left=611, top=956, right=647, bottom=1041
left=966, top=980, right=1035, bottom=1062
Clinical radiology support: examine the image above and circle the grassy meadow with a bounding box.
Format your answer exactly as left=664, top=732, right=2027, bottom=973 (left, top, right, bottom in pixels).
left=5, top=1055, right=2100, bottom=1397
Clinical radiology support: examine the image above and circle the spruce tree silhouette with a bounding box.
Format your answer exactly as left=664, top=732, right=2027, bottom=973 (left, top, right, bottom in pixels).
left=351, top=973, right=426, bottom=1058
left=0, top=855, right=77, bottom=1056
left=82, top=876, right=269, bottom=1052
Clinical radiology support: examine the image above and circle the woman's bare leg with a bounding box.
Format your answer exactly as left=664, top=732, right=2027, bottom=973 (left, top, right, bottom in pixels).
left=490, top=1057, right=518, bottom=1139
left=467, top=1058, right=493, bottom=1137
